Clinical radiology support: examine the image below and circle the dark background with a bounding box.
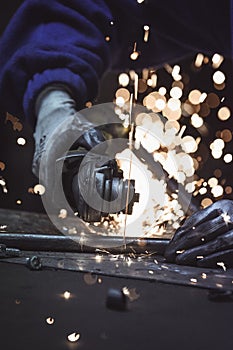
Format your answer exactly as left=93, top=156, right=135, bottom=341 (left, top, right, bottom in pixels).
left=0, top=4, right=233, bottom=350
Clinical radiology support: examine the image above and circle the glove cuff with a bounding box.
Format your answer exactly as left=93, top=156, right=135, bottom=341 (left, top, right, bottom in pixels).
left=33, top=85, right=77, bottom=177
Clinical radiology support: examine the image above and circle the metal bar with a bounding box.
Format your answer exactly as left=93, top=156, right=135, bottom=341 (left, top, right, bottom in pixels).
left=0, top=233, right=169, bottom=254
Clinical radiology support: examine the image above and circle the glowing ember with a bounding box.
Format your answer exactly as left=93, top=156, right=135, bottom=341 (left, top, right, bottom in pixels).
left=17, top=137, right=26, bottom=146
left=5, top=112, right=23, bottom=131
left=221, top=212, right=231, bottom=224
left=0, top=177, right=8, bottom=193
left=208, top=177, right=218, bottom=188
left=201, top=198, right=213, bottom=208
left=95, top=254, right=102, bottom=263
left=59, top=209, right=67, bottom=219
left=118, top=73, right=129, bottom=87
left=213, top=70, right=225, bottom=84
left=33, top=184, right=45, bottom=195
left=195, top=53, right=204, bottom=67
left=159, top=87, right=167, bottom=95
left=212, top=53, right=224, bottom=68
left=191, top=113, right=203, bottom=128
left=130, top=43, right=139, bottom=60
left=67, top=333, right=81, bottom=343
left=46, top=317, right=55, bottom=325
left=0, top=162, right=6, bottom=171
left=217, top=262, right=227, bottom=271
left=116, top=88, right=130, bottom=102
left=218, top=106, right=231, bottom=121
left=170, top=86, right=182, bottom=99
left=143, top=25, right=150, bottom=42
left=63, top=291, right=71, bottom=300
left=211, top=185, right=223, bottom=197
left=122, top=287, right=140, bottom=301
left=188, top=89, right=202, bottom=105
left=224, top=154, right=232, bottom=163
left=190, top=278, right=197, bottom=283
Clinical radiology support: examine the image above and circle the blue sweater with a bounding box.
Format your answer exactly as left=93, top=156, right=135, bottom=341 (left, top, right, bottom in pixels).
left=0, top=0, right=231, bottom=124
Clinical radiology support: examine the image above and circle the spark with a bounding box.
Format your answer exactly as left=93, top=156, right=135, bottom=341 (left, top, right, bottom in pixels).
left=118, top=73, right=129, bottom=87
left=85, top=101, right=92, bottom=108
left=33, top=184, right=45, bottom=195
left=224, top=154, right=232, bottom=163
left=217, top=262, right=227, bottom=271
left=191, top=113, right=203, bottom=128
left=122, top=287, right=140, bottom=301
left=188, top=89, right=202, bottom=104
left=217, top=106, right=231, bottom=121
left=213, top=71, right=225, bottom=84
left=17, top=137, right=26, bottom=146
left=0, top=177, right=8, bottom=193
left=143, top=25, right=150, bottom=42
left=208, top=177, right=218, bottom=187
left=211, top=185, right=224, bottom=197
left=172, top=65, right=181, bottom=80
left=190, top=278, right=197, bottom=283
left=46, top=317, right=55, bottom=325
left=130, top=42, right=139, bottom=60
left=5, top=112, right=23, bottom=131
left=199, top=187, right=207, bottom=195
left=95, top=254, right=102, bottom=263
left=201, top=273, right=207, bottom=279
left=134, top=73, right=139, bottom=100
left=125, top=256, right=133, bottom=267
left=195, top=53, right=204, bottom=67
left=0, top=162, right=6, bottom=171
left=159, top=87, right=166, bottom=95
left=58, top=208, right=67, bottom=219
left=67, top=333, right=81, bottom=343
left=63, top=291, right=71, bottom=300
left=212, top=53, right=224, bottom=68
left=221, top=213, right=231, bottom=224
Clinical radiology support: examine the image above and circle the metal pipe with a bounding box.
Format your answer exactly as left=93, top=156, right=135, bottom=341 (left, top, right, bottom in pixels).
left=0, top=233, right=169, bottom=255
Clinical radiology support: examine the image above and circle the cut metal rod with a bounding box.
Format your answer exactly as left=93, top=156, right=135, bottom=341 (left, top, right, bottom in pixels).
left=0, top=233, right=169, bottom=255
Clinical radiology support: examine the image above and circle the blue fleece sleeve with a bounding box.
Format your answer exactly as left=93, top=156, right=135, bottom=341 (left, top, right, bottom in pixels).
left=0, top=0, right=131, bottom=123
left=1, top=0, right=231, bottom=125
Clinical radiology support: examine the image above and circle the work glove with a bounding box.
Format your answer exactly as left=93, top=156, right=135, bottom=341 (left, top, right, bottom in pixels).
left=164, top=199, right=233, bottom=268
left=32, top=86, right=106, bottom=207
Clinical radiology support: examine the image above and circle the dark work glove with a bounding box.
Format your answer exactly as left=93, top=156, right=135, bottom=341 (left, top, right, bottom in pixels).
left=164, top=199, right=233, bottom=268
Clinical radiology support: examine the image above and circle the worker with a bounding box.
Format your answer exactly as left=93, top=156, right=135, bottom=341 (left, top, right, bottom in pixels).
left=0, top=0, right=232, bottom=267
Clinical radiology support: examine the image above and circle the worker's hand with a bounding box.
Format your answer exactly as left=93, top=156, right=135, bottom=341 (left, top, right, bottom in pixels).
left=164, top=199, right=233, bottom=268
left=32, top=87, right=105, bottom=202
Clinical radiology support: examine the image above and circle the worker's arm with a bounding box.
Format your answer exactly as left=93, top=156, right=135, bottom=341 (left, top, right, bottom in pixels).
left=0, top=0, right=140, bottom=124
